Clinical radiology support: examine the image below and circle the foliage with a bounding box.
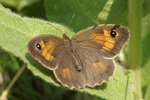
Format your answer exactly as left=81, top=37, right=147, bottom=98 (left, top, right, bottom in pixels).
left=0, top=0, right=150, bottom=100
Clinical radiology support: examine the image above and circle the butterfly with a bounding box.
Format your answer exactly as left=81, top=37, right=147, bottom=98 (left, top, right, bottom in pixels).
left=27, top=24, right=130, bottom=89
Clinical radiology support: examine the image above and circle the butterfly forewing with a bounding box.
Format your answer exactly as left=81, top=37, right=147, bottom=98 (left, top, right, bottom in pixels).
left=28, top=34, right=65, bottom=70
left=72, top=24, right=130, bottom=58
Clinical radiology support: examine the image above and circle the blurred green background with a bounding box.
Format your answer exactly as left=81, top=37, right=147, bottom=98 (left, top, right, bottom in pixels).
left=0, top=0, right=150, bottom=100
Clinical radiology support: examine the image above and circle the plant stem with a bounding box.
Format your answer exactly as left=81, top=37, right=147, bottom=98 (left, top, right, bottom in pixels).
left=128, top=0, right=142, bottom=99
left=0, top=64, right=26, bottom=100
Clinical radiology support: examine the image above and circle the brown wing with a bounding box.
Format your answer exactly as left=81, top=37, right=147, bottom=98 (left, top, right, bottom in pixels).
left=28, top=34, right=65, bottom=70
left=71, top=24, right=130, bottom=58
left=54, top=49, right=115, bottom=89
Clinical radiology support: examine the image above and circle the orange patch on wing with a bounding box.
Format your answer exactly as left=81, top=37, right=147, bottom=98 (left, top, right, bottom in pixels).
left=102, top=46, right=110, bottom=51
left=92, top=63, right=101, bottom=74
left=94, top=35, right=106, bottom=45
left=104, top=42, right=114, bottom=49
left=95, top=35, right=105, bottom=41
left=106, top=37, right=115, bottom=44
left=62, top=68, right=71, bottom=79
left=96, top=62, right=106, bottom=71
left=45, top=53, right=51, bottom=60
left=50, top=55, right=54, bottom=62
left=100, top=48, right=105, bottom=52
left=42, top=48, right=47, bottom=56
left=103, top=29, right=110, bottom=37
left=95, top=40, right=104, bottom=44
left=42, top=45, right=53, bottom=56
left=62, top=68, right=66, bottom=78
left=39, top=40, right=45, bottom=49
left=87, top=32, right=97, bottom=39
left=45, top=45, right=53, bottom=50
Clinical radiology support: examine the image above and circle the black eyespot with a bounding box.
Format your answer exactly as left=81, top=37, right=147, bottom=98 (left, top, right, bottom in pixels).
left=36, top=44, right=41, bottom=50
left=110, top=31, right=117, bottom=37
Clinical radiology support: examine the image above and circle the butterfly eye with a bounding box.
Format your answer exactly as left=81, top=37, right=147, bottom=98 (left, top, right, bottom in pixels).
left=110, top=31, right=117, bottom=38
left=36, top=44, right=41, bottom=50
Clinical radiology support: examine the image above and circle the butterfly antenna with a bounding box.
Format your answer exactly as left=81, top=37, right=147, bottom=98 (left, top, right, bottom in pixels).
left=47, top=14, right=75, bottom=35
left=47, top=23, right=64, bottom=34
left=69, top=14, right=75, bottom=27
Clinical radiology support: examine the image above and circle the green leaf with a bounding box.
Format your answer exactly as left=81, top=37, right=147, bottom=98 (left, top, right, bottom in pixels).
left=145, top=85, right=150, bottom=100
left=143, top=0, right=150, bottom=17
left=19, top=0, right=46, bottom=19
left=44, top=0, right=96, bottom=32
left=17, top=0, right=40, bottom=10
left=0, top=4, right=135, bottom=100
left=141, top=14, right=150, bottom=97
left=0, top=0, right=21, bottom=8
left=78, top=0, right=128, bottom=26
left=78, top=0, right=150, bottom=27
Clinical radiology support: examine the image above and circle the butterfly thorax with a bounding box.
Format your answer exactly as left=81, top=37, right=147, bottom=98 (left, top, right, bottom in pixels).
left=63, top=34, right=73, bottom=51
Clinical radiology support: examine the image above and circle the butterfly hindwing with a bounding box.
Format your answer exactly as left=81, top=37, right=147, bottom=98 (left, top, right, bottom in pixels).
left=75, top=45, right=115, bottom=88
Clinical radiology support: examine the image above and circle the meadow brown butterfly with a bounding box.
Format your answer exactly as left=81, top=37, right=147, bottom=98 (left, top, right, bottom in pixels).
left=28, top=24, right=130, bottom=89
